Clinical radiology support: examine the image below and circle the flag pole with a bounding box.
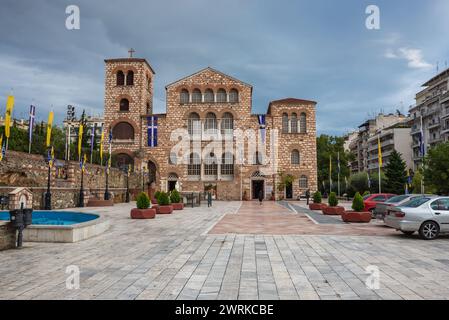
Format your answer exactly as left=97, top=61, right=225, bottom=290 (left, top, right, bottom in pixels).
left=337, top=151, right=340, bottom=197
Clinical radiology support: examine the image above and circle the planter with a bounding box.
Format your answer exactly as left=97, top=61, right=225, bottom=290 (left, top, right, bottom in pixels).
left=130, top=208, right=156, bottom=219
left=151, top=204, right=160, bottom=214
left=322, top=206, right=345, bottom=215
left=172, top=203, right=184, bottom=210
left=158, top=205, right=174, bottom=214
left=341, top=211, right=371, bottom=223
left=309, top=203, right=327, bottom=210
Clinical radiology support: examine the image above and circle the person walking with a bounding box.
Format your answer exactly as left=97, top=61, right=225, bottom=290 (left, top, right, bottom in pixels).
left=305, top=189, right=310, bottom=205
left=207, top=191, right=212, bottom=207
left=258, top=189, right=264, bottom=205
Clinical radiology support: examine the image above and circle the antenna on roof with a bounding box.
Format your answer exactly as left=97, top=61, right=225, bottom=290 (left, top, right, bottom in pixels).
left=436, top=61, right=439, bottom=74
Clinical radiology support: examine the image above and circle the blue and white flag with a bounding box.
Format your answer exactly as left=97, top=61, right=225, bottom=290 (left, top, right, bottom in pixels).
left=147, top=116, right=158, bottom=147
left=28, top=105, right=36, bottom=145
left=90, top=124, right=96, bottom=156
left=419, top=116, right=425, bottom=157
left=257, top=114, right=266, bottom=144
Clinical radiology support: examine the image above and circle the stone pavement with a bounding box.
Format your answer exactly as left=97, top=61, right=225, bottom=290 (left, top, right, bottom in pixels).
left=1, top=201, right=449, bottom=300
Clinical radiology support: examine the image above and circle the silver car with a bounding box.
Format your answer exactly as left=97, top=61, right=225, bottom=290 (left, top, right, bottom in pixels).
left=374, top=194, right=432, bottom=219
left=385, top=196, right=449, bottom=240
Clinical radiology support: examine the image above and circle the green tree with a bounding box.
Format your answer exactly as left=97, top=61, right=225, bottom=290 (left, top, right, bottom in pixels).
left=347, top=172, right=369, bottom=197
left=384, top=150, right=407, bottom=194
left=368, top=171, right=387, bottom=194
left=424, top=142, right=449, bottom=195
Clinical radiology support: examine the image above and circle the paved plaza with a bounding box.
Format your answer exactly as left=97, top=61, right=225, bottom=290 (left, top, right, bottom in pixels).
left=2, top=201, right=449, bottom=300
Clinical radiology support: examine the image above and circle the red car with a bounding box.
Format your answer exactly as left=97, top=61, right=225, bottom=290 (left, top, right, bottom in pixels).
left=363, top=193, right=396, bottom=213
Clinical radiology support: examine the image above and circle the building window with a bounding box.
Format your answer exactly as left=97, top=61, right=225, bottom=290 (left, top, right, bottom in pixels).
left=126, top=71, right=134, bottom=86
left=282, top=113, right=289, bottom=133
left=299, top=175, right=308, bottom=188
left=291, top=113, right=298, bottom=133
left=204, top=89, right=214, bottom=103
left=119, top=98, right=129, bottom=111
left=204, top=152, right=218, bottom=176
left=188, top=112, right=201, bottom=135
left=188, top=153, right=201, bottom=176
left=180, top=89, right=190, bottom=104
left=169, top=152, right=177, bottom=165
left=300, top=113, right=307, bottom=133
left=217, top=89, right=227, bottom=103
left=221, top=152, right=234, bottom=175
left=112, top=122, right=134, bottom=140
left=229, top=89, right=239, bottom=103
left=253, top=151, right=263, bottom=165
left=192, top=89, right=202, bottom=103
left=204, top=112, right=217, bottom=133
left=221, top=112, right=234, bottom=135
left=291, top=149, right=300, bottom=165
left=115, top=153, right=134, bottom=169
left=116, top=71, right=125, bottom=86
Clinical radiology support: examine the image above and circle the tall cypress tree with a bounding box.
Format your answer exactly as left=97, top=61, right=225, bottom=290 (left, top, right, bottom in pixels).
left=384, top=150, right=407, bottom=194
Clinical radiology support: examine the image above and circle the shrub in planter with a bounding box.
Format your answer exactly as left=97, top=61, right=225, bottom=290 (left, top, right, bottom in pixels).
left=170, top=190, right=184, bottom=210
left=130, top=192, right=155, bottom=219
left=322, top=192, right=344, bottom=215
left=309, top=191, right=327, bottom=210
left=341, top=192, right=371, bottom=222
left=157, top=191, right=173, bottom=214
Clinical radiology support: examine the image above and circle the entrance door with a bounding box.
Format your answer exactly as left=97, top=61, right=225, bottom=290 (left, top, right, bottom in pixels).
left=252, top=180, right=265, bottom=199
left=286, top=183, right=293, bottom=199
left=168, top=181, right=177, bottom=192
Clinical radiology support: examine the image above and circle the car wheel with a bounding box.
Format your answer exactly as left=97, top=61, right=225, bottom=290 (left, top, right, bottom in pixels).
left=401, top=231, right=414, bottom=236
left=419, top=221, right=440, bottom=240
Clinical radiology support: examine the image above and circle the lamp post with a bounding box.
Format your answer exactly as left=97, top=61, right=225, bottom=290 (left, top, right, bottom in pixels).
left=79, top=160, right=85, bottom=207
left=104, top=163, right=110, bottom=200
left=123, top=165, right=130, bottom=203
left=44, top=149, right=52, bottom=210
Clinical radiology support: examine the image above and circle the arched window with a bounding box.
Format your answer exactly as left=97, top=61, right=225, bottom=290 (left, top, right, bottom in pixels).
left=115, top=153, right=134, bottom=169
left=188, top=153, right=201, bottom=177
left=126, top=71, right=134, bottom=86
left=204, top=112, right=217, bottom=133
left=192, top=89, right=202, bottom=103
left=253, top=151, right=263, bottom=165
left=204, top=152, right=218, bottom=176
left=217, top=88, right=227, bottom=103
left=188, top=112, right=201, bottom=135
left=221, top=152, right=234, bottom=175
left=300, top=113, right=307, bottom=133
left=229, top=89, right=239, bottom=103
left=112, top=122, right=134, bottom=140
left=299, top=175, right=308, bottom=188
left=169, top=151, right=177, bottom=165
left=116, top=71, right=125, bottom=86
left=204, top=89, right=214, bottom=103
left=180, top=89, right=190, bottom=104
left=291, top=113, right=298, bottom=133
left=291, top=149, right=300, bottom=165
left=221, top=112, right=234, bottom=135
left=119, top=98, right=129, bottom=111
left=282, top=113, right=289, bottom=133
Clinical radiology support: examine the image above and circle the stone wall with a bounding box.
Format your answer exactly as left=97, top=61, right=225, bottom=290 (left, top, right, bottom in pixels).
left=0, top=222, right=15, bottom=251
left=0, top=151, right=142, bottom=209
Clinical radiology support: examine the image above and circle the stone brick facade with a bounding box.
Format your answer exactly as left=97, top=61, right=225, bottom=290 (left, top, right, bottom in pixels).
left=104, top=57, right=318, bottom=200
left=0, top=222, right=15, bottom=251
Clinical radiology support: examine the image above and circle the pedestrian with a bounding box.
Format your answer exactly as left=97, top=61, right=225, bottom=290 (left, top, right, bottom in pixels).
left=305, top=189, right=310, bottom=205
left=258, top=189, right=264, bottom=205
left=207, top=191, right=212, bottom=207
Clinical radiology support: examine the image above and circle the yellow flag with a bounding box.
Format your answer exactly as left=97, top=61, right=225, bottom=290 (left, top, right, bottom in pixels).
left=46, top=111, right=54, bottom=147
left=99, top=130, right=104, bottom=164
left=49, top=146, right=54, bottom=168
left=4, top=96, right=14, bottom=138
left=78, top=123, right=83, bottom=160
left=0, top=134, right=3, bottom=161
left=378, top=136, right=383, bottom=167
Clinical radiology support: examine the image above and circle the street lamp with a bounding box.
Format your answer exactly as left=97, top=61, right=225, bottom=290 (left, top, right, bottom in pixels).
left=104, top=162, right=110, bottom=200
left=79, top=155, right=86, bottom=207
left=121, top=165, right=130, bottom=203
left=44, top=147, right=53, bottom=210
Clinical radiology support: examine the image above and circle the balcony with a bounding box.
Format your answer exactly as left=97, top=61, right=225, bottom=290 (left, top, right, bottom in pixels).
left=428, top=121, right=441, bottom=130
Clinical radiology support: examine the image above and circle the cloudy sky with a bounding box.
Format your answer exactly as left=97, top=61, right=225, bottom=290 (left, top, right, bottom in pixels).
left=1, top=0, right=448, bottom=135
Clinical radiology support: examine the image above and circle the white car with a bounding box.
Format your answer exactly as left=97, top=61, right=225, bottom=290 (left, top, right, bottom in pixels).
left=384, top=196, right=449, bottom=240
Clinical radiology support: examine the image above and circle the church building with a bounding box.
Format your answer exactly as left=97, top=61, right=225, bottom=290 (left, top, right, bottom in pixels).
left=103, top=54, right=317, bottom=200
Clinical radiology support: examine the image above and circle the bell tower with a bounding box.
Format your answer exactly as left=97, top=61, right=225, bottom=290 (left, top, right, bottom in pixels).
left=103, top=50, right=155, bottom=167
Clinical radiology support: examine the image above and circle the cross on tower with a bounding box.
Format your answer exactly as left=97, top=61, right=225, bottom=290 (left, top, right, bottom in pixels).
left=128, top=48, right=135, bottom=58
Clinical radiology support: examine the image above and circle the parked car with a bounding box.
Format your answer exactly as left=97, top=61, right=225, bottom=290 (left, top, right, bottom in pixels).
left=385, top=196, right=449, bottom=240
left=374, top=194, right=431, bottom=219
left=363, top=193, right=396, bottom=214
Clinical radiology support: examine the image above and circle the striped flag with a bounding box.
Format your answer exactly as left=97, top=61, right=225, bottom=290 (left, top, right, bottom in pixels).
left=419, top=116, right=425, bottom=157
left=28, top=105, right=36, bottom=147
left=90, top=124, right=96, bottom=163
left=147, top=116, right=158, bottom=147
left=99, top=129, right=105, bottom=165
left=257, top=114, right=266, bottom=144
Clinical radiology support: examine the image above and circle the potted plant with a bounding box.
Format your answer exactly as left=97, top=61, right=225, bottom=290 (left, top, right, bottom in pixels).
left=170, top=189, right=184, bottom=210
left=130, top=192, right=156, bottom=219
left=152, top=190, right=161, bottom=213
left=309, top=191, right=326, bottom=210
left=157, top=191, right=173, bottom=214
left=322, top=192, right=345, bottom=215
left=341, top=192, right=371, bottom=222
